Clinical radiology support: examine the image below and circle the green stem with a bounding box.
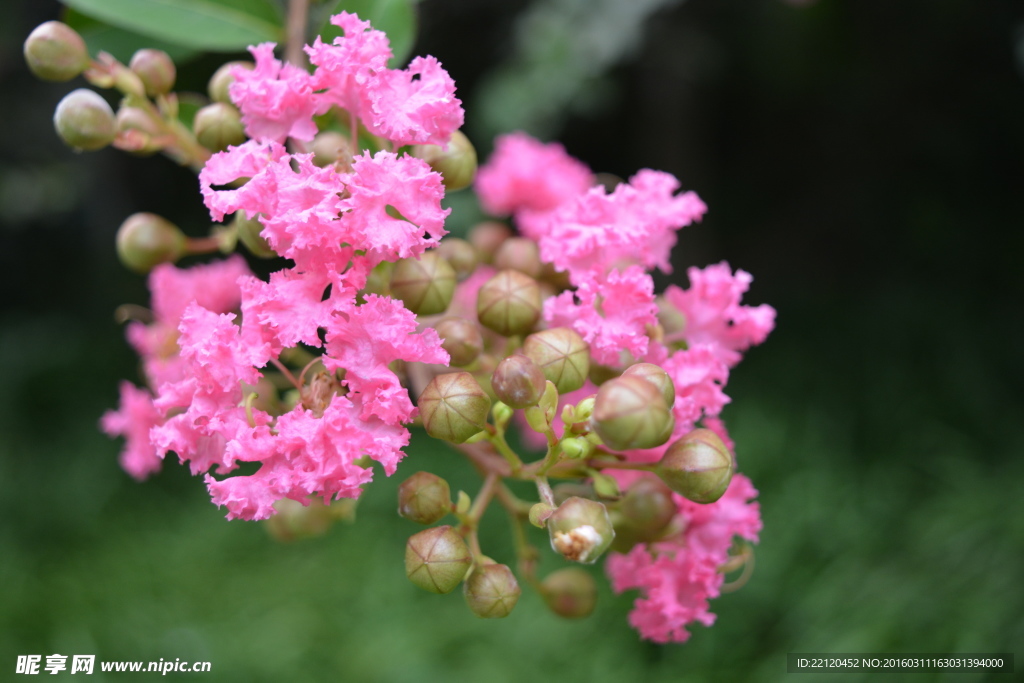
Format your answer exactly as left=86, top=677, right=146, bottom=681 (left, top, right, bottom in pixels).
left=487, top=431, right=523, bottom=474
left=285, top=0, right=310, bottom=67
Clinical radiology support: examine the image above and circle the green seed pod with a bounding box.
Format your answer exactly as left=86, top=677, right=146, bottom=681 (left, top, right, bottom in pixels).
left=418, top=372, right=490, bottom=444
left=311, top=130, right=350, bottom=168
left=233, top=213, right=276, bottom=258
left=390, top=252, right=457, bottom=316
left=437, top=237, right=478, bottom=281
left=541, top=568, right=597, bottom=619
left=53, top=89, right=116, bottom=151
left=193, top=102, right=245, bottom=152
left=656, top=428, right=734, bottom=504
left=115, top=212, right=187, bottom=273
left=129, top=48, right=176, bottom=96
left=467, top=221, right=511, bottom=264
left=548, top=496, right=615, bottom=564
left=491, top=354, right=546, bottom=409
left=591, top=375, right=674, bottom=451
left=493, top=237, right=542, bottom=278
left=610, top=476, right=677, bottom=552
left=411, top=129, right=477, bottom=191
left=522, top=327, right=590, bottom=394
left=476, top=269, right=542, bottom=336
left=434, top=317, right=483, bottom=367
left=463, top=563, right=521, bottom=618
left=398, top=471, right=452, bottom=525
left=405, top=525, right=472, bottom=594
left=208, top=61, right=252, bottom=104
left=622, top=362, right=676, bottom=407
left=24, top=21, right=89, bottom=82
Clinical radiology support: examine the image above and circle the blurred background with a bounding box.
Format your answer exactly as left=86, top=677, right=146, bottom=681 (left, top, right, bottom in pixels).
left=2, top=0, right=1023, bottom=680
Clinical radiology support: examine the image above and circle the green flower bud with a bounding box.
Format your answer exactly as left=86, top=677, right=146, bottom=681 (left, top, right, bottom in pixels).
left=24, top=21, right=89, bottom=82
left=418, top=372, right=491, bottom=444
left=523, top=327, right=589, bottom=394
left=398, top=471, right=452, bottom=525
left=559, top=436, right=594, bottom=460
left=233, top=212, right=276, bottom=258
left=264, top=497, right=340, bottom=542
left=491, top=354, right=546, bottom=409
left=115, top=212, right=187, bottom=273
left=493, top=237, right=542, bottom=278
left=437, top=237, right=478, bottom=281
left=656, top=428, right=734, bottom=504
left=622, top=362, right=676, bottom=406
left=115, top=106, right=162, bottom=155
left=541, top=568, right=597, bottom=619
left=129, top=48, right=176, bottom=96
left=476, top=269, right=541, bottom=336
left=528, top=502, right=554, bottom=528
left=467, top=221, right=511, bottom=264
left=463, top=563, right=521, bottom=618
left=362, top=260, right=393, bottom=297
left=548, top=496, right=615, bottom=564
left=208, top=61, right=252, bottom=104
left=656, top=294, right=687, bottom=335
left=193, top=102, right=245, bottom=152
left=390, top=252, right=456, bottom=316
left=610, top=476, right=676, bottom=552
left=433, top=317, right=482, bottom=367
left=405, top=525, right=472, bottom=594
left=591, top=375, right=674, bottom=451
left=411, top=129, right=477, bottom=191
left=53, top=89, right=116, bottom=151
left=492, top=401, right=513, bottom=430
left=311, top=130, right=350, bottom=167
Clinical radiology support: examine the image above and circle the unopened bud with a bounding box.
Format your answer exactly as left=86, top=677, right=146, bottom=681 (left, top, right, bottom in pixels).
left=476, top=269, right=541, bottom=336
left=529, top=502, right=554, bottom=528
left=116, top=212, right=187, bottom=273
left=233, top=213, right=276, bottom=258
left=398, top=471, right=452, bottom=525
left=129, top=48, right=176, bottom=96
left=611, top=476, right=676, bottom=552
left=437, top=237, right=478, bottom=281
left=541, top=568, right=597, bottom=619
left=522, top=327, right=589, bottom=394
left=468, top=221, right=511, bottom=264
left=54, top=89, right=116, bottom=151
left=591, top=375, right=674, bottom=451
left=411, top=129, right=477, bottom=191
left=208, top=61, right=252, bottom=104
left=493, top=237, right=542, bottom=278
left=622, top=362, right=676, bottom=406
left=418, top=372, right=490, bottom=444
left=559, top=436, right=593, bottom=460
left=194, top=102, right=245, bottom=152
left=265, top=497, right=339, bottom=541
left=24, top=21, right=89, bottom=82
left=434, top=317, right=483, bottom=367
left=405, top=525, right=472, bottom=594
left=311, top=130, right=350, bottom=167
left=656, top=428, right=734, bottom=504
left=491, top=354, right=546, bottom=409
left=463, top=563, right=520, bottom=618
left=115, top=106, right=162, bottom=155
left=656, top=294, right=687, bottom=335
left=390, top=252, right=456, bottom=316
left=548, top=496, right=614, bottom=564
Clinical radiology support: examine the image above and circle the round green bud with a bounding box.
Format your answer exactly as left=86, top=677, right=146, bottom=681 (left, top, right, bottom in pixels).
left=656, top=428, right=734, bottom=504
left=390, top=252, right=456, bottom=316
left=522, top=327, right=590, bottom=394
left=24, top=21, right=89, bottom=82
left=610, top=476, right=676, bottom=552
left=311, top=130, right=350, bottom=168
left=193, top=102, right=245, bottom=152
left=463, top=563, right=521, bottom=618
left=656, top=294, right=686, bottom=335
left=491, top=354, right=546, bottom=409
left=418, top=372, right=491, bottom=444
left=411, top=129, right=477, bottom=191
left=591, top=375, right=674, bottom=452
left=405, top=525, right=472, bottom=594
left=434, top=317, right=483, bottom=367
left=264, top=497, right=335, bottom=542
left=233, top=212, right=276, bottom=258
left=115, top=106, right=162, bottom=155
left=493, top=237, right=542, bottom=278
left=129, top=48, right=176, bottom=96
left=115, top=212, right=187, bottom=273
left=398, top=471, right=452, bottom=525
left=208, top=61, right=252, bottom=104
left=548, top=496, right=615, bottom=564
left=540, top=568, right=597, bottom=619
left=468, top=221, right=511, bottom=264
left=437, top=237, right=478, bottom=281
left=622, top=362, right=676, bottom=406
left=476, top=269, right=542, bottom=336
left=528, top=502, right=554, bottom=528
left=560, top=436, right=594, bottom=460
left=53, top=89, right=116, bottom=151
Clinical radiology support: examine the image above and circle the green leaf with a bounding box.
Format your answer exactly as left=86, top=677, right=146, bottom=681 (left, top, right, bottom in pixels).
left=317, top=0, right=418, bottom=67
left=59, top=0, right=284, bottom=52
left=63, top=9, right=201, bottom=64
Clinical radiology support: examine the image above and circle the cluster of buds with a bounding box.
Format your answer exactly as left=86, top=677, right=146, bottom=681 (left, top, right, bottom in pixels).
left=28, top=8, right=774, bottom=644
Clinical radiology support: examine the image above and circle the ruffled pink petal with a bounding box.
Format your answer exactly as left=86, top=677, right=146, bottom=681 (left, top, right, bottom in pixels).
left=100, top=382, right=165, bottom=481
left=230, top=43, right=319, bottom=143
left=364, top=56, right=464, bottom=148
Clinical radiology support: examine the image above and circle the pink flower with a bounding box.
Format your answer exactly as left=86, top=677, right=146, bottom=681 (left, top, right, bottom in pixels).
left=230, top=43, right=319, bottom=143
left=364, top=56, right=464, bottom=148
left=100, top=382, right=164, bottom=481
left=306, top=11, right=392, bottom=116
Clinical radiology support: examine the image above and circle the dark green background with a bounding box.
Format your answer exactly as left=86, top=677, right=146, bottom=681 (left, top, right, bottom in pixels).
left=1, top=0, right=1022, bottom=680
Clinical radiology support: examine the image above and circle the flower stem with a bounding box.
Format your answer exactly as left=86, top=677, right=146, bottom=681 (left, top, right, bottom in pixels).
left=285, top=0, right=310, bottom=67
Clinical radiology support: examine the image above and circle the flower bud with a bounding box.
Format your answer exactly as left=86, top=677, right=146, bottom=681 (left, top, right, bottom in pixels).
left=493, top=237, right=542, bottom=278
left=591, top=375, right=674, bottom=451
left=528, top=502, right=554, bottom=528
left=541, top=568, right=597, bottom=619
left=115, top=106, right=162, bottom=155
left=53, top=89, right=116, bottom=151
left=311, top=130, right=350, bottom=167
left=559, top=436, right=594, bottom=460
left=390, top=252, right=456, bottom=316
left=467, top=221, right=511, bottom=264
left=398, top=471, right=452, bottom=525
left=656, top=294, right=687, bottom=335
left=405, top=525, right=472, bottom=594
left=491, top=354, right=546, bottom=409
left=548, top=496, right=615, bottom=564
left=411, top=129, right=477, bottom=191
left=24, top=21, right=89, bottom=82
left=233, top=212, right=276, bottom=258
left=116, top=212, right=187, bottom=273
left=656, top=428, right=734, bottom=504
left=476, top=269, right=541, bottom=336
left=610, top=476, right=676, bottom=552
left=208, top=61, right=252, bottom=104
left=463, top=563, right=521, bottom=618
left=622, top=362, right=676, bottom=406
left=193, top=102, right=245, bottom=152
left=418, top=372, right=491, bottom=444
left=433, top=317, right=483, bottom=367
left=264, top=497, right=340, bottom=542
left=129, top=48, right=176, bottom=96
left=437, top=237, right=478, bottom=281
left=522, top=327, right=589, bottom=394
